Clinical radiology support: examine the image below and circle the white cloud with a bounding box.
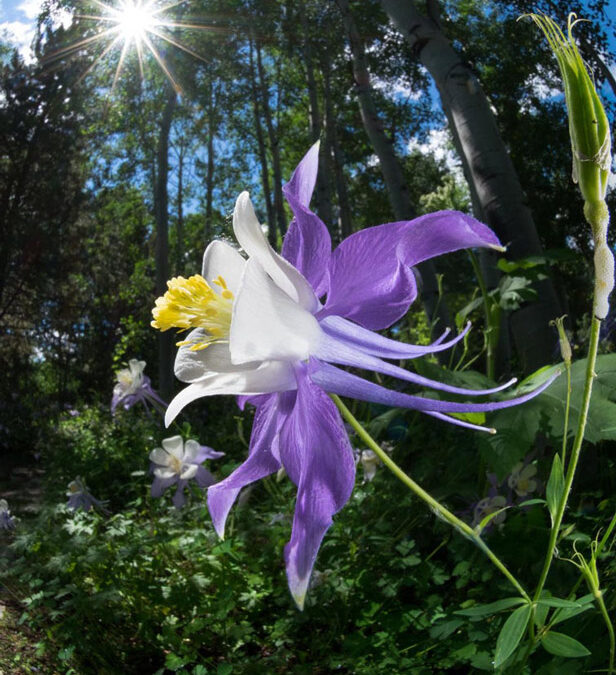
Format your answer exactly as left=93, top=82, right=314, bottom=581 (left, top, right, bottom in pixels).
left=407, top=127, right=463, bottom=177
left=0, top=19, right=35, bottom=61
left=18, top=0, right=44, bottom=20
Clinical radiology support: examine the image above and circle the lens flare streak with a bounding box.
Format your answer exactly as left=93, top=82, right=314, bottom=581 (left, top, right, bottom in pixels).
left=44, top=0, right=215, bottom=93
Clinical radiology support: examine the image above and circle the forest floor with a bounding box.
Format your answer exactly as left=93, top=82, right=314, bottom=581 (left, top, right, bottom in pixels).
left=0, top=463, right=58, bottom=674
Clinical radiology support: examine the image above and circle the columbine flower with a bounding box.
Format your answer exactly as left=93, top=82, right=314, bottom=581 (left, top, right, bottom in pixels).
left=152, top=142, right=557, bottom=609
left=66, top=477, right=106, bottom=512
left=359, top=450, right=380, bottom=483
left=0, top=499, right=15, bottom=530
left=111, top=358, right=167, bottom=415
left=507, top=462, right=538, bottom=498
left=149, top=435, right=224, bottom=509
left=471, top=473, right=509, bottom=530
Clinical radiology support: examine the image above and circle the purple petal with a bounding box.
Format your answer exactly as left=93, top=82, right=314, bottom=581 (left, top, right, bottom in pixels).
left=322, top=212, right=502, bottom=330
left=311, top=362, right=559, bottom=414
left=207, top=394, right=284, bottom=538
left=279, top=365, right=355, bottom=609
left=314, top=333, right=517, bottom=398
left=281, top=142, right=332, bottom=297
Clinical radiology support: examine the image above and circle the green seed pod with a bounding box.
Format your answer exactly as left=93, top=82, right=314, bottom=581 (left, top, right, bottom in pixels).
left=526, top=13, right=611, bottom=209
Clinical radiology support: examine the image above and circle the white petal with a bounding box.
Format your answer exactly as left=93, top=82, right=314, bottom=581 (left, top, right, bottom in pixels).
left=162, top=435, right=185, bottom=460
left=128, top=359, right=146, bottom=377
left=149, top=447, right=172, bottom=467
left=180, top=464, right=198, bottom=480
left=183, top=439, right=201, bottom=463
left=230, top=258, right=322, bottom=365
left=175, top=333, right=262, bottom=383
left=233, top=192, right=318, bottom=312
left=164, top=362, right=296, bottom=426
left=154, top=467, right=177, bottom=479
left=201, top=240, right=246, bottom=296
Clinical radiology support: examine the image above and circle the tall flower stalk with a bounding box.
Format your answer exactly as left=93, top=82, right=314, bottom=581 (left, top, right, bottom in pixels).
left=526, top=12, right=614, bottom=667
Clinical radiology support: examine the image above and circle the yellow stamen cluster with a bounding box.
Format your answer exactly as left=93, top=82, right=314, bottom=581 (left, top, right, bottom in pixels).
left=151, top=274, right=234, bottom=351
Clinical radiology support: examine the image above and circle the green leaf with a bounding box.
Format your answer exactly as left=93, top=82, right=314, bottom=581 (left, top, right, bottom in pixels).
left=456, top=597, right=526, bottom=617
left=536, top=597, right=583, bottom=609
left=541, top=631, right=591, bottom=658
left=475, top=506, right=510, bottom=533
left=551, top=594, right=595, bottom=626
left=518, top=498, right=547, bottom=507
left=494, top=604, right=532, bottom=668
left=546, top=454, right=565, bottom=526
left=481, top=355, right=616, bottom=477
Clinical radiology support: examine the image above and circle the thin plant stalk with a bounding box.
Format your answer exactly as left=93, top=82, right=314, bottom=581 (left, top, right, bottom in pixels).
left=331, top=394, right=530, bottom=602
left=533, top=317, right=601, bottom=601
left=561, top=361, right=572, bottom=465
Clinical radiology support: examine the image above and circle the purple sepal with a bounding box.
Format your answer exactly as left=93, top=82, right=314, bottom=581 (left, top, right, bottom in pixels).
left=207, top=394, right=284, bottom=538
left=281, top=142, right=332, bottom=298
left=279, top=364, right=355, bottom=609
left=320, top=213, right=502, bottom=331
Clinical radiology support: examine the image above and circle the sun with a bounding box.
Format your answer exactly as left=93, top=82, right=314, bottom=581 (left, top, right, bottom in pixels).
left=43, top=0, right=212, bottom=94
left=114, top=1, right=157, bottom=41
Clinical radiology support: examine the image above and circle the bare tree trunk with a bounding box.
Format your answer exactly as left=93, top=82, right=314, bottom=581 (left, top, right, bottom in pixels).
left=248, top=35, right=275, bottom=242
left=336, top=0, right=453, bottom=342
left=176, top=139, right=185, bottom=275
left=205, top=78, right=216, bottom=243
left=381, top=0, right=562, bottom=372
left=322, top=50, right=353, bottom=240
left=154, top=88, right=176, bottom=400
left=255, top=40, right=286, bottom=243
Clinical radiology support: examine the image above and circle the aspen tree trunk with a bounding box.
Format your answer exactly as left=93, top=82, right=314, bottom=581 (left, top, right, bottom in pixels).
left=154, top=88, right=176, bottom=400
left=336, top=0, right=453, bottom=341
left=249, top=35, right=275, bottom=243
left=298, top=0, right=334, bottom=227
left=322, top=50, right=353, bottom=240
left=176, top=139, right=185, bottom=275
left=205, top=78, right=216, bottom=243
left=381, top=0, right=562, bottom=372
left=256, top=41, right=286, bottom=243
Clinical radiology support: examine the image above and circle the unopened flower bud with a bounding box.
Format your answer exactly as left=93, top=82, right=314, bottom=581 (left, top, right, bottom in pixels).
left=527, top=13, right=611, bottom=209
left=550, top=316, right=572, bottom=365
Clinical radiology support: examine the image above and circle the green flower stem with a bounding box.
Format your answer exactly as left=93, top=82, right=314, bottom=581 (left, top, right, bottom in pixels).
left=561, top=361, right=572, bottom=464
left=596, top=591, right=615, bottom=674
left=533, top=316, right=602, bottom=602
left=331, top=394, right=530, bottom=602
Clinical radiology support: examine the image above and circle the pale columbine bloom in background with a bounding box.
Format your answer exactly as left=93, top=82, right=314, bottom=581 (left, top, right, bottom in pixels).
left=66, top=477, right=106, bottom=513
left=152, top=142, right=557, bottom=609
left=507, top=462, right=538, bottom=498
left=0, top=499, right=15, bottom=530
left=359, top=450, right=380, bottom=483
left=149, top=436, right=224, bottom=509
left=111, top=358, right=167, bottom=415
left=472, top=495, right=508, bottom=529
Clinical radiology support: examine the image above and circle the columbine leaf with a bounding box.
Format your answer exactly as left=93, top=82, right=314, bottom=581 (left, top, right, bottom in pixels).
left=475, top=506, right=510, bottom=534
left=455, top=597, right=526, bottom=617
left=481, top=355, right=616, bottom=477
left=546, top=454, right=565, bottom=526
left=494, top=604, right=532, bottom=668
left=541, top=631, right=591, bottom=658
left=551, top=594, right=595, bottom=626
left=536, top=597, right=584, bottom=609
